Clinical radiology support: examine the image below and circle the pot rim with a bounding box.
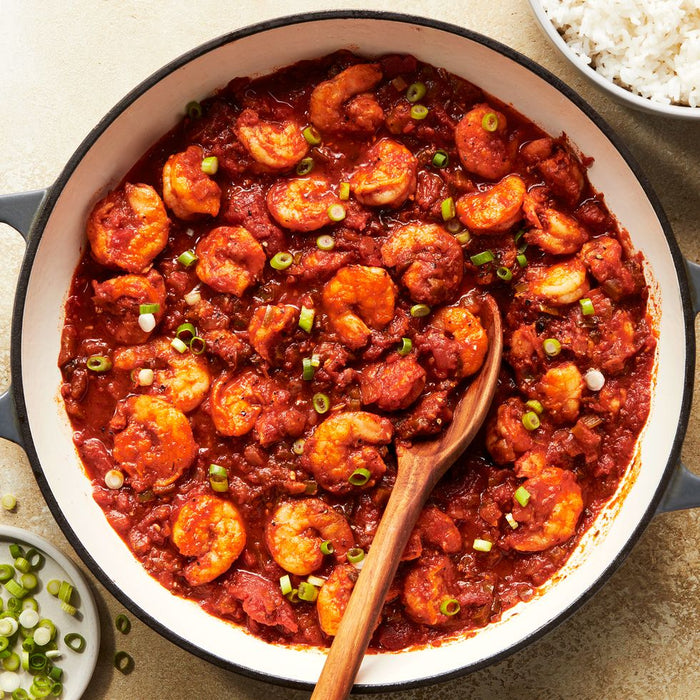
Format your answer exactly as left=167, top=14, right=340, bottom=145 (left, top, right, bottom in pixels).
left=9, top=10, right=697, bottom=692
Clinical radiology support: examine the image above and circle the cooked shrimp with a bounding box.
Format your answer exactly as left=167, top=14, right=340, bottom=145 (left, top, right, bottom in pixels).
left=455, top=175, right=526, bottom=234
left=195, top=226, right=266, bottom=296
left=235, top=108, right=309, bottom=171
left=87, top=183, right=169, bottom=273
left=537, top=362, right=584, bottom=423
left=202, top=329, right=245, bottom=368
left=525, top=206, right=589, bottom=255
left=317, top=564, right=358, bottom=636
left=427, top=306, right=489, bottom=379
left=455, top=104, right=517, bottom=180
left=265, top=498, right=354, bottom=575
left=209, top=370, right=266, bottom=437
left=110, top=395, right=196, bottom=492
left=266, top=176, right=340, bottom=232
left=162, top=145, right=221, bottom=220
left=303, top=411, right=393, bottom=494
left=92, top=269, right=166, bottom=345
left=520, top=137, right=585, bottom=206
left=322, top=265, right=397, bottom=349
left=113, top=337, right=211, bottom=413
left=507, top=466, right=583, bottom=552
left=520, top=259, right=590, bottom=306
left=349, top=139, right=418, bottom=208
left=401, top=553, right=459, bottom=626
left=172, top=493, right=246, bottom=586
left=309, top=63, right=384, bottom=134
left=580, top=236, right=641, bottom=300
left=485, top=397, right=534, bottom=464
left=248, top=304, right=299, bottom=363
left=381, top=223, right=463, bottom=305
left=403, top=506, right=462, bottom=561
left=359, top=357, right=426, bottom=411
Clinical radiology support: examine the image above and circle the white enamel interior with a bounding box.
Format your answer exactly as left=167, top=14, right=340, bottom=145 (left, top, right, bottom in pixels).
left=18, top=17, right=686, bottom=688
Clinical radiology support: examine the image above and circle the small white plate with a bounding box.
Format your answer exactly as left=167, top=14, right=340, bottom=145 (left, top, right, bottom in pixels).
left=0, top=525, right=99, bottom=700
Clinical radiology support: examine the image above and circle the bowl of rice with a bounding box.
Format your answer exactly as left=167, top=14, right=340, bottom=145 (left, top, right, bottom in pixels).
left=528, top=0, right=700, bottom=119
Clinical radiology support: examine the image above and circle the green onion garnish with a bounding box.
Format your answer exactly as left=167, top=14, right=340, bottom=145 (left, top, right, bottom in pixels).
left=312, top=393, right=330, bottom=414
left=5, top=580, right=27, bottom=599
left=516, top=253, right=528, bottom=268
left=406, top=81, right=427, bottom=102
left=397, top=337, right=413, bottom=356
left=64, top=633, right=86, bottom=653
left=297, top=581, right=319, bottom=602
left=115, top=613, right=131, bottom=634
left=139, top=303, right=160, bottom=315
left=270, top=252, right=293, bottom=270
left=472, top=538, right=493, bottom=552
left=208, top=464, right=229, bottom=493
left=175, top=322, right=196, bottom=342
left=514, top=485, right=531, bottom=507
left=410, top=104, right=429, bottom=120
left=86, top=355, right=112, bottom=373
left=46, top=580, right=60, bottom=597
left=441, top=197, right=456, bottom=221
left=302, top=357, right=316, bottom=381
left=201, top=156, right=218, bottom=175
left=0, top=565, right=14, bottom=582
left=470, top=250, right=495, bottom=266
left=525, top=399, right=544, bottom=415
left=302, top=125, right=321, bottom=145
left=296, top=157, right=314, bottom=175
left=279, top=574, right=292, bottom=596
left=347, top=547, right=365, bottom=564
left=481, top=112, right=499, bottom=132
left=114, top=650, right=134, bottom=675
left=410, top=304, right=431, bottom=318
left=348, top=468, right=371, bottom=486
left=505, top=512, right=519, bottom=529
left=13, top=557, right=30, bottom=574
left=1, top=494, right=16, bottom=511
left=298, top=306, right=315, bottom=333
left=186, top=100, right=202, bottom=119
left=432, top=149, right=449, bottom=168
left=455, top=230, right=471, bottom=245
left=543, top=338, right=561, bottom=357
left=177, top=250, right=197, bottom=267
left=521, top=411, right=541, bottom=431
left=327, top=203, right=346, bottom=222
left=316, top=234, right=335, bottom=251
left=338, top=182, right=351, bottom=200
left=190, top=336, right=206, bottom=355
left=320, top=540, right=334, bottom=555
left=579, top=297, right=595, bottom=316
left=292, top=439, right=306, bottom=456
left=170, top=337, right=188, bottom=354
left=496, top=266, right=513, bottom=281
left=439, top=598, right=461, bottom=616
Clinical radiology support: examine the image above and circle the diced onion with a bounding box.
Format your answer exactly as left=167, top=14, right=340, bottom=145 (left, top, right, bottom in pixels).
left=505, top=512, right=519, bottom=529
left=104, top=469, right=124, bottom=490
left=138, top=313, right=156, bottom=333
left=584, top=369, right=605, bottom=391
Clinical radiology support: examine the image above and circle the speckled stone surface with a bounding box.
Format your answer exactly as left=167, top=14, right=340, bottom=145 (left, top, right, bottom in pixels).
left=0, top=2, right=698, bottom=698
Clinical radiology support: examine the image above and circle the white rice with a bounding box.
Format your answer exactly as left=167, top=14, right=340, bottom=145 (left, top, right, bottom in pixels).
left=541, top=0, right=700, bottom=107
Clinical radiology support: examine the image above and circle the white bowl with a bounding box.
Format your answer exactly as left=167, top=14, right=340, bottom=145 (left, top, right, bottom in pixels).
left=527, top=0, right=700, bottom=119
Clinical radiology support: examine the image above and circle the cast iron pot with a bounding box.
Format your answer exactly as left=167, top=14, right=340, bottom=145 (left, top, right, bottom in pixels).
left=0, top=11, right=699, bottom=693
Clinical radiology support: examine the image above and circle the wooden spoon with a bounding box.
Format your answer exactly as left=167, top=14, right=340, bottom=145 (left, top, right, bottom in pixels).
left=311, top=295, right=502, bottom=700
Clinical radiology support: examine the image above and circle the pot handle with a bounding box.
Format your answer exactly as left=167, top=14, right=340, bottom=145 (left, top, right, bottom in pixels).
left=0, top=189, right=48, bottom=447
left=656, top=258, right=700, bottom=514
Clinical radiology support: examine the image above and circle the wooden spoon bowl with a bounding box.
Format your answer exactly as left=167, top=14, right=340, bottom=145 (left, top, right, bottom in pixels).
left=312, top=294, right=503, bottom=700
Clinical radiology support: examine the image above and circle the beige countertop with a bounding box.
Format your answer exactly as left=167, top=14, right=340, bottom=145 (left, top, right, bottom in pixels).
left=0, top=2, right=698, bottom=698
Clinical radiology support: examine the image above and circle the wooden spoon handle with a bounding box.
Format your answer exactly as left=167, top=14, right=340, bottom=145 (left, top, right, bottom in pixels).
left=310, top=467, right=431, bottom=700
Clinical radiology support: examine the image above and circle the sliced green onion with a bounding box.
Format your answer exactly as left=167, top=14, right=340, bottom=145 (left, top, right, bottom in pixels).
left=23, top=550, right=42, bottom=570
left=4, top=580, right=26, bottom=599
left=543, top=338, right=561, bottom=357
left=270, top=252, right=293, bottom=270
left=441, top=197, right=456, bottom=221
left=432, top=149, right=449, bottom=168
left=455, top=230, right=472, bottom=245
left=28, top=652, right=47, bottom=671
left=406, top=81, right=427, bottom=102
left=86, top=355, right=112, bottom=373
left=47, top=665, right=62, bottom=682
left=0, top=565, right=13, bottom=583
left=60, top=601, right=77, bottom=616
left=279, top=575, right=292, bottom=596
left=514, top=485, right=531, bottom=507
left=516, top=253, right=528, bottom=268
left=348, top=468, right=371, bottom=486
left=302, top=125, right=321, bottom=146
left=190, top=336, right=206, bottom=355
left=312, top=393, right=330, bottom=414
left=33, top=627, right=52, bottom=647
left=208, top=464, right=229, bottom=493
left=397, top=337, right=413, bottom=356
left=347, top=547, right=365, bottom=564
left=410, top=104, right=429, bottom=120
left=316, top=234, right=335, bottom=251
left=0, top=618, right=18, bottom=637
left=8, top=545, right=22, bottom=559
left=7, top=597, right=21, bottom=613
left=19, top=574, right=36, bottom=592
left=472, top=538, right=493, bottom=552
left=201, top=156, right=218, bottom=175
left=17, top=609, right=38, bottom=630
left=57, top=581, right=73, bottom=605
left=138, top=312, right=156, bottom=333
left=327, top=203, right=346, bottom=222
left=525, top=399, right=544, bottom=415
left=105, top=470, right=126, bottom=492
left=579, top=297, right=595, bottom=316
left=3, top=651, right=19, bottom=670
left=1, top=494, right=16, bottom=511
left=521, top=411, right=541, bottom=431
left=46, top=580, right=60, bottom=597
left=302, top=357, right=317, bottom=381
left=505, top=512, right=519, bottom=529
left=286, top=588, right=300, bottom=604
left=170, top=337, right=188, bottom=354
left=481, top=112, right=499, bottom=132
left=470, top=250, right=495, bottom=266
left=115, top=613, right=131, bottom=635
left=410, top=304, right=431, bottom=318
left=139, top=303, right=160, bottom=315
left=114, top=650, right=134, bottom=675
left=298, top=306, right=315, bottom=333
left=21, top=598, right=38, bottom=612
left=338, top=182, right=351, bottom=200
left=307, top=575, right=326, bottom=588
left=186, top=100, right=202, bottom=119
left=439, top=598, right=461, bottom=616
left=292, top=439, right=306, bottom=456
left=51, top=682, right=63, bottom=696
left=496, top=266, right=513, bottom=282
left=177, top=250, right=197, bottom=268
left=175, top=322, right=196, bottom=342
left=296, top=157, right=314, bottom=175
left=0, top=638, right=8, bottom=654
left=297, top=581, right=319, bottom=602
left=320, top=540, right=334, bottom=556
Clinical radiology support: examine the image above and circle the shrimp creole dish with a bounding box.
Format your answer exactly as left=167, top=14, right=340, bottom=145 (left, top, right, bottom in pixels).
left=59, top=51, right=656, bottom=651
